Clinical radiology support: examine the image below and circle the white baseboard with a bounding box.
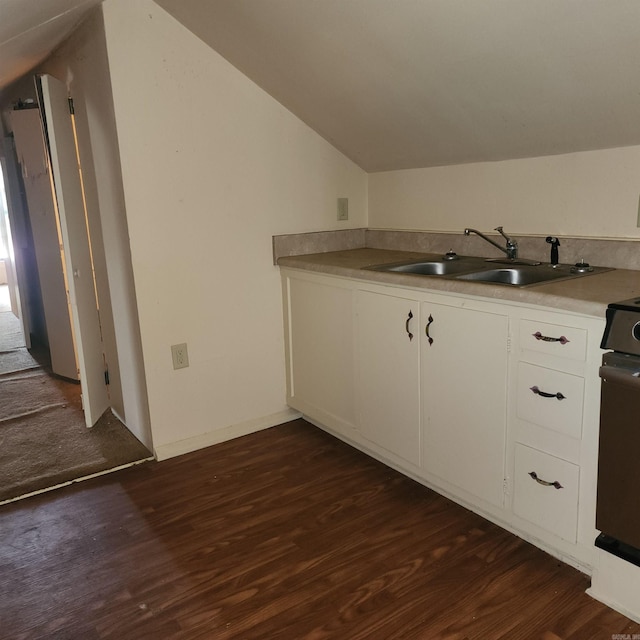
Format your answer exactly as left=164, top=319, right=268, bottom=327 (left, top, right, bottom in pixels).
left=153, top=408, right=302, bottom=461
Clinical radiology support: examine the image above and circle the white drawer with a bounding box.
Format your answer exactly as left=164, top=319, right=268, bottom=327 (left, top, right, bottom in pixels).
left=519, top=319, right=587, bottom=362
left=513, top=444, right=579, bottom=543
left=516, top=362, right=585, bottom=439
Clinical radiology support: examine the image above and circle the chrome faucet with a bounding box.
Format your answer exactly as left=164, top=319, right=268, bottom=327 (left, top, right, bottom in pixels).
left=464, top=226, right=518, bottom=260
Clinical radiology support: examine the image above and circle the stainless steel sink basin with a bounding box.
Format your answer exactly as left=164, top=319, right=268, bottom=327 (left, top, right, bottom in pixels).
left=378, top=258, right=486, bottom=276
left=367, top=254, right=489, bottom=276
left=365, top=254, right=611, bottom=287
left=455, top=266, right=573, bottom=286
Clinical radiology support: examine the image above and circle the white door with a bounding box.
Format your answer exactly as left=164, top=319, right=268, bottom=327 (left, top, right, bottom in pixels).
left=37, top=74, right=109, bottom=427
left=9, top=109, right=77, bottom=373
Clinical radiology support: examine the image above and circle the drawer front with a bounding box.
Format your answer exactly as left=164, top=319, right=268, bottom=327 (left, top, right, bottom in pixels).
left=516, top=362, right=585, bottom=439
left=519, top=319, right=587, bottom=362
left=513, top=444, right=579, bottom=543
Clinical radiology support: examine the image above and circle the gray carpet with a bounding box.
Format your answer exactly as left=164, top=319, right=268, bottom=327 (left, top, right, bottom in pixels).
left=0, top=347, right=40, bottom=375
left=0, top=322, right=24, bottom=351
left=0, top=285, right=153, bottom=503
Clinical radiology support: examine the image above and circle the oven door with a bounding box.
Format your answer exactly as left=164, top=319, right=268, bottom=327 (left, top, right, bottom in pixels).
left=596, top=355, right=640, bottom=552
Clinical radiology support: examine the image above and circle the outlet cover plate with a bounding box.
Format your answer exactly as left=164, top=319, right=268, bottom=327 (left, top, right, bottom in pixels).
left=171, top=343, right=189, bottom=369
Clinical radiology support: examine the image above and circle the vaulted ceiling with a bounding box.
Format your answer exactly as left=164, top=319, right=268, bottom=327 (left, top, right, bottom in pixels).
left=4, top=0, right=640, bottom=172
left=155, top=0, right=640, bottom=171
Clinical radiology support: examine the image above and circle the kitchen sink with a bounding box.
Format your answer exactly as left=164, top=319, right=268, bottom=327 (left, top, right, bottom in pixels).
left=365, top=254, right=610, bottom=287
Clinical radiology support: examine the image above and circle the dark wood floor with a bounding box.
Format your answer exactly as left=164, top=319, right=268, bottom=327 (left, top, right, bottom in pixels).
left=1, top=419, right=638, bottom=639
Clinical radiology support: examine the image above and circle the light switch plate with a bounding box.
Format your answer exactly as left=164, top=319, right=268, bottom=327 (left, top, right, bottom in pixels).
left=337, top=197, right=349, bottom=221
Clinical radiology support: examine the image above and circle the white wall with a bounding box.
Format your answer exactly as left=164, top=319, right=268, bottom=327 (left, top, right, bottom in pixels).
left=369, top=146, right=640, bottom=238
left=101, top=0, right=367, bottom=456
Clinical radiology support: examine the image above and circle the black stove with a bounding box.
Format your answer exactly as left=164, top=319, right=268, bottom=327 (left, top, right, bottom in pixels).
left=596, top=296, right=640, bottom=566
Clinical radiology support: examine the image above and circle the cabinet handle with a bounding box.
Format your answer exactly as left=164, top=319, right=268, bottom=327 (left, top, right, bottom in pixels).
left=425, top=314, right=434, bottom=346
left=532, top=331, right=570, bottom=345
left=530, top=385, right=566, bottom=400
left=405, top=310, right=414, bottom=341
left=528, top=471, right=563, bottom=490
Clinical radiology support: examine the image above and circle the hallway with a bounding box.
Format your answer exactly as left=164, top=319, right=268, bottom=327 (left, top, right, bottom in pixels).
left=0, top=284, right=153, bottom=504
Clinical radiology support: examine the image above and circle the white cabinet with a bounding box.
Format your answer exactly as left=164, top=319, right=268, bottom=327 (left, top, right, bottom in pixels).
left=421, top=300, right=509, bottom=508
left=509, top=309, right=603, bottom=562
left=280, top=266, right=604, bottom=571
left=283, top=272, right=356, bottom=434
left=355, top=289, right=420, bottom=467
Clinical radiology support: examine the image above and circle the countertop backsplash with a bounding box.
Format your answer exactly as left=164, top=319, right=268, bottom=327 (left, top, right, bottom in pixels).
left=273, top=228, right=640, bottom=272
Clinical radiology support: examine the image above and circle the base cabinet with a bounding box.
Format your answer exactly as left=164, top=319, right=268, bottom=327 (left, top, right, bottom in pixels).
left=281, top=268, right=603, bottom=572
left=510, top=310, right=603, bottom=558
left=421, top=300, right=509, bottom=508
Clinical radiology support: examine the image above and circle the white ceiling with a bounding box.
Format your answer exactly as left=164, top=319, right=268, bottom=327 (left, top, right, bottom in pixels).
left=3, top=1, right=640, bottom=172
left=0, top=0, right=103, bottom=93
left=155, top=0, right=640, bottom=172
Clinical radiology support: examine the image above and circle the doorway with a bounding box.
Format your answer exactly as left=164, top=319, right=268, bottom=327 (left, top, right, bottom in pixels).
left=10, top=75, right=111, bottom=420
left=0, top=79, right=153, bottom=503
left=0, top=280, right=152, bottom=504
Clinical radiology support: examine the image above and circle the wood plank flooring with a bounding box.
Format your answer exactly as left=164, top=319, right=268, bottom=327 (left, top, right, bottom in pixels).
left=1, top=418, right=638, bottom=639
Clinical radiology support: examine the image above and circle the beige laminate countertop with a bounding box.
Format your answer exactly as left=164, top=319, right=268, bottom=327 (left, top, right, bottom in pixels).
left=278, top=248, right=640, bottom=318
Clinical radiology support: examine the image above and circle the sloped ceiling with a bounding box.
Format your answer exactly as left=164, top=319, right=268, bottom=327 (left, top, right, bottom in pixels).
left=2, top=1, right=640, bottom=172
left=155, top=0, right=640, bottom=172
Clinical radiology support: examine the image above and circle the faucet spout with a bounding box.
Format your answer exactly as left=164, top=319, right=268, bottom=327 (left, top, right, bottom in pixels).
left=494, top=226, right=518, bottom=260
left=464, top=227, right=518, bottom=260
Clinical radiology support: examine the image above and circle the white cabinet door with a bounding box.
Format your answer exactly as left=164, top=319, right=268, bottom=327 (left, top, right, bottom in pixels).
left=356, top=289, right=420, bottom=466
left=421, top=300, right=509, bottom=508
left=285, top=274, right=356, bottom=433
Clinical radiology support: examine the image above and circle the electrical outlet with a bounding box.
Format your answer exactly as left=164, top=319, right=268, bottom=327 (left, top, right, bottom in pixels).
left=171, top=343, right=189, bottom=370
left=337, top=197, right=349, bottom=221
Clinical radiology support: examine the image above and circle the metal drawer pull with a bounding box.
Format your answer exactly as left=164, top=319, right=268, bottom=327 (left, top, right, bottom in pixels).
left=532, top=331, right=570, bottom=345
left=530, top=385, right=566, bottom=400
left=528, top=471, right=563, bottom=490
left=406, top=310, right=414, bottom=341
left=425, top=314, right=434, bottom=346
